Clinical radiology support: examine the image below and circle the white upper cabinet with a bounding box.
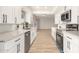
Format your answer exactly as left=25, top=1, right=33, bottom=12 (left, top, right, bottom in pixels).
left=55, top=6, right=79, bottom=24
left=55, top=13, right=60, bottom=24
left=1, top=7, right=15, bottom=24
left=14, top=7, right=25, bottom=24
left=0, top=6, right=25, bottom=24
left=26, top=13, right=33, bottom=24
left=25, top=7, right=33, bottom=24
left=65, top=6, right=78, bottom=24
left=7, top=7, right=15, bottom=24
left=55, top=6, right=65, bottom=24
left=0, top=7, right=2, bottom=23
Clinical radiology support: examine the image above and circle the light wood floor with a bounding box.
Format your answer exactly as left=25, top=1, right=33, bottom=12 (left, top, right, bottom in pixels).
left=29, top=29, right=59, bottom=53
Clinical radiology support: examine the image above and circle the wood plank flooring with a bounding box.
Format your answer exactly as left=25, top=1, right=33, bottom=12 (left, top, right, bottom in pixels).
left=29, top=29, right=59, bottom=53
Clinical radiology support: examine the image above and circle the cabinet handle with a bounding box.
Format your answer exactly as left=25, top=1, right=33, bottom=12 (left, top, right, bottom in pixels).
left=3, top=14, right=7, bottom=23
left=67, top=41, right=71, bottom=50
left=17, top=43, right=20, bottom=53
left=15, top=38, right=20, bottom=42
left=3, top=14, right=5, bottom=23
left=5, top=15, right=7, bottom=23
left=67, top=36, right=72, bottom=40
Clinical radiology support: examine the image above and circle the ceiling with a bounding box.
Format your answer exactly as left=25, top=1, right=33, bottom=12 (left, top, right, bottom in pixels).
left=31, top=6, right=58, bottom=15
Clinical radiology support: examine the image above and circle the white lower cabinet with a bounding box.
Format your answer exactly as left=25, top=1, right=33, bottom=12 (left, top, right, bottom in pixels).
left=63, top=37, right=67, bottom=53
left=63, top=32, right=79, bottom=53
left=6, top=45, right=17, bottom=53
left=51, top=27, right=56, bottom=41
left=18, top=34, right=24, bottom=53
left=0, top=34, right=24, bottom=53
left=64, top=36, right=73, bottom=53
left=13, top=34, right=24, bottom=53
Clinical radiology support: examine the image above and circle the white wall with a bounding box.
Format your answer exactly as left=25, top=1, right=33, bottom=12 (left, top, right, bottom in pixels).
left=39, top=18, right=50, bottom=29
left=38, top=15, right=57, bottom=29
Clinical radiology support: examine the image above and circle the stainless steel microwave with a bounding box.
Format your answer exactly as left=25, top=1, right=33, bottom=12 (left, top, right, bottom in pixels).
left=61, top=10, right=71, bottom=22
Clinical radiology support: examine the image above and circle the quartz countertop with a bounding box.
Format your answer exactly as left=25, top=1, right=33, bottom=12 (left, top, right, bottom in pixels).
left=63, top=31, right=79, bottom=38
left=0, top=29, right=30, bottom=42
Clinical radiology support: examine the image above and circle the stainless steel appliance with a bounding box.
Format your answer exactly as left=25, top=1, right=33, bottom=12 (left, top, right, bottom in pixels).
left=61, top=10, right=71, bottom=22
left=66, top=24, right=79, bottom=31
left=61, top=13, right=65, bottom=21
left=24, top=31, right=30, bottom=53
left=56, top=29, right=63, bottom=53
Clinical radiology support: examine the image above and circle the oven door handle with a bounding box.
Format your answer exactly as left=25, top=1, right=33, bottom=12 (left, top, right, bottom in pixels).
left=15, top=38, right=20, bottom=42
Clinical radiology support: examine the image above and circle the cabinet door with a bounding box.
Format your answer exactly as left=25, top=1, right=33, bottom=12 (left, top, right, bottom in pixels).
left=0, top=7, right=7, bottom=23
left=66, top=6, right=78, bottom=24
left=19, top=34, right=24, bottom=53
left=0, top=7, right=2, bottom=23
left=6, top=45, right=17, bottom=53
left=63, top=37, right=67, bottom=53
left=55, top=13, right=60, bottom=24
left=1, top=7, right=15, bottom=24
left=26, top=12, right=32, bottom=24
left=71, top=36, right=79, bottom=53
left=15, top=35, right=24, bottom=53
left=71, top=7, right=78, bottom=24
left=1, top=6, right=24, bottom=24
left=66, top=36, right=79, bottom=53
left=7, top=7, right=15, bottom=24
left=14, top=7, right=24, bottom=24
left=64, top=34, right=73, bottom=53
left=55, top=6, right=65, bottom=24
left=14, top=37, right=21, bottom=53
left=51, top=28, right=56, bottom=41
left=66, top=38, right=72, bottom=53
left=14, top=7, right=20, bottom=24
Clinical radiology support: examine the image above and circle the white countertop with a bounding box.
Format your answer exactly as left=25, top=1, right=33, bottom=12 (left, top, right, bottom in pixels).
left=63, top=31, right=79, bottom=38
left=0, top=29, right=30, bottom=42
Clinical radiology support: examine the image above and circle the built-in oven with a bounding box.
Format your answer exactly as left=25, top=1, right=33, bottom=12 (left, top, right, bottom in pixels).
left=66, top=24, right=79, bottom=31
left=56, top=29, right=63, bottom=53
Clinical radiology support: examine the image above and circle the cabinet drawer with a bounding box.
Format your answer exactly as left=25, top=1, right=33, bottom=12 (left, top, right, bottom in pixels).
left=5, top=34, right=24, bottom=49
left=5, top=45, right=17, bottom=53
left=65, top=33, right=78, bottom=45
left=5, top=37, right=18, bottom=50
left=0, top=43, right=5, bottom=53
left=63, top=32, right=79, bottom=53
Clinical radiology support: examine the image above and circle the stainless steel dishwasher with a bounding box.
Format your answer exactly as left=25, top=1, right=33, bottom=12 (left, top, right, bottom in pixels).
left=24, top=31, right=30, bottom=53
